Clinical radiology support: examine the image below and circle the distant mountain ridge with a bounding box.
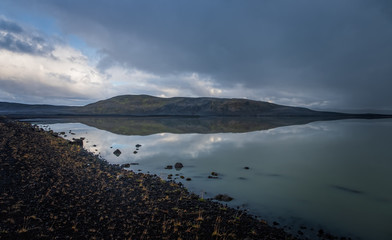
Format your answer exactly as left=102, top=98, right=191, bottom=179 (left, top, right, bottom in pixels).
left=0, top=94, right=390, bottom=118
left=76, top=95, right=326, bottom=117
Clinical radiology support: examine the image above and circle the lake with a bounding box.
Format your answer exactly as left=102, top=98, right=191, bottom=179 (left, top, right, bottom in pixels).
left=31, top=117, right=392, bottom=240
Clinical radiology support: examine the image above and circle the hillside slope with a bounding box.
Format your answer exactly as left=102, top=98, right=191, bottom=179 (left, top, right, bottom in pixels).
left=2, top=94, right=388, bottom=118
left=75, top=95, right=328, bottom=117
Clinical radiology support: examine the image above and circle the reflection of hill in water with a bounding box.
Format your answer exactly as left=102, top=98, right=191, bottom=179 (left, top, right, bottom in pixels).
left=70, top=116, right=345, bottom=135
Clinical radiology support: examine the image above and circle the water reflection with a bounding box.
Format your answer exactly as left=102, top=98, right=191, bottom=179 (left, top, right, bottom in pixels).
left=65, top=116, right=345, bottom=135
left=36, top=118, right=392, bottom=240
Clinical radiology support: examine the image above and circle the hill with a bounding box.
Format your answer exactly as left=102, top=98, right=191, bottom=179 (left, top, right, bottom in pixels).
left=75, top=95, right=332, bottom=117
left=0, top=94, right=390, bottom=118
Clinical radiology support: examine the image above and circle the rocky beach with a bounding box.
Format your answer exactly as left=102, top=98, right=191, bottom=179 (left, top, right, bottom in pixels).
left=0, top=119, right=296, bottom=239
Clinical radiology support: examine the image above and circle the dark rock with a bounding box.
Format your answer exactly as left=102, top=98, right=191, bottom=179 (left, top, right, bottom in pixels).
left=180, top=176, right=185, bottom=179
left=214, top=194, right=233, bottom=202
left=113, top=149, right=121, bottom=157
left=244, top=167, right=250, bottom=170
left=133, top=151, right=138, bottom=154
left=70, top=138, right=83, bottom=147
left=174, top=162, right=183, bottom=169
left=130, top=163, right=139, bottom=165
left=121, top=163, right=130, bottom=168
left=211, top=172, right=218, bottom=176
left=186, top=178, right=192, bottom=181
left=93, top=144, right=97, bottom=147
left=165, top=165, right=173, bottom=169
left=208, top=176, right=218, bottom=179
left=136, top=144, right=142, bottom=148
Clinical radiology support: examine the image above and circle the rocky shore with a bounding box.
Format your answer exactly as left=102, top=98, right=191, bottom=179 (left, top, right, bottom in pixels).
left=0, top=119, right=295, bottom=239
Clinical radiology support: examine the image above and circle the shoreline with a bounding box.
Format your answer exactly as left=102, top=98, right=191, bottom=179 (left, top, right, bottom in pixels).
left=0, top=119, right=295, bottom=239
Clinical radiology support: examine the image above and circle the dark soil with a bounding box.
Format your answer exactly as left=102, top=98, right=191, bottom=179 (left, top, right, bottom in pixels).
left=0, top=119, right=296, bottom=239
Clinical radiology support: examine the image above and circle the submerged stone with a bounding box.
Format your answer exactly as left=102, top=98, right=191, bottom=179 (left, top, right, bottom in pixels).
left=174, top=162, right=183, bottom=170
left=113, top=149, right=121, bottom=157
left=121, top=163, right=130, bottom=168
left=214, top=194, right=233, bottom=202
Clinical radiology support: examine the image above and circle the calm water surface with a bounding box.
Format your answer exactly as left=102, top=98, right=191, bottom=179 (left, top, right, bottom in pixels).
left=35, top=118, right=392, bottom=240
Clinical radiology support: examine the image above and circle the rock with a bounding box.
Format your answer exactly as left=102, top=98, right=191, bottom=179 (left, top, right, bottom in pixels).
left=214, top=194, right=233, bottom=202
left=208, top=176, right=218, bottom=179
left=135, top=144, right=142, bottom=148
left=244, top=167, right=250, bottom=170
left=121, top=163, right=131, bottom=168
left=130, top=163, right=139, bottom=165
left=186, top=178, right=192, bottom=181
left=165, top=165, right=173, bottom=169
left=133, top=151, right=138, bottom=154
left=174, top=162, right=183, bottom=169
left=93, top=144, right=97, bottom=147
left=70, top=138, right=83, bottom=147
left=113, top=149, right=121, bottom=157
left=211, top=172, right=218, bottom=176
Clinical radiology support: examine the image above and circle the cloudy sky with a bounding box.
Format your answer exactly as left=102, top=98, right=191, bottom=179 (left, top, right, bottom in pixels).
left=0, top=0, right=391, bottom=113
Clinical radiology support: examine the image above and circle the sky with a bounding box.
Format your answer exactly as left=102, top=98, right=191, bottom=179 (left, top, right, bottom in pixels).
left=0, top=0, right=392, bottom=113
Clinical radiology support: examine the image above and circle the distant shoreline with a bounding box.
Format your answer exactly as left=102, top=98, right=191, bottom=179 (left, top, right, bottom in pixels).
left=2, top=112, right=392, bottom=120
left=2, top=94, right=392, bottom=119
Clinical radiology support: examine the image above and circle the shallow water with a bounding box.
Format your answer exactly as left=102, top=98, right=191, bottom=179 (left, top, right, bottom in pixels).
left=34, top=118, right=392, bottom=240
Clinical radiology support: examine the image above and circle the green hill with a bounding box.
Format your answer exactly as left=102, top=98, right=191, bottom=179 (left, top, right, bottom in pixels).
left=75, top=95, right=325, bottom=117
left=1, top=94, right=390, bottom=118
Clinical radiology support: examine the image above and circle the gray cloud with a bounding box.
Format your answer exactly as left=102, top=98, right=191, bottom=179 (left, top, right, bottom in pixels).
left=1, top=0, right=392, bottom=112
left=0, top=17, right=53, bottom=55
left=0, top=18, right=22, bottom=33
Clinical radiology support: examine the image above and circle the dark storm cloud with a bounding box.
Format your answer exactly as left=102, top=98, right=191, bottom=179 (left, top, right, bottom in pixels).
left=0, top=17, right=52, bottom=55
left=0, top=18, right=23, bottom=33
left=2, top=0, right=392, bottom=111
